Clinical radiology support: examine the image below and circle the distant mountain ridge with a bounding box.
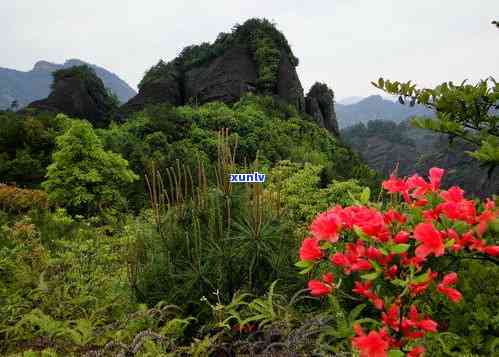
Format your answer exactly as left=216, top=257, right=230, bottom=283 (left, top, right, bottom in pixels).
left=341, top=119, right=499, bottom=198
left=336, top=95, right=433, bottom=128
left=0, top=59, right=136, bottom=109
left=336, top=96, right=363, bottom=105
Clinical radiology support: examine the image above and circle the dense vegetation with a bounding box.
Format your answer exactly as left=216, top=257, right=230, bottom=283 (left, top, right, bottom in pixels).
left=0, top=90, right=384, bottom=355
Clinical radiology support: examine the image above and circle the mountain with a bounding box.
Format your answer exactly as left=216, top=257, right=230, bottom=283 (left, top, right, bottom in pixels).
left=341, top=120, right=499, bottom=197
left=122, top=19, right=339, bottom=135
left=336, top=96, right=363, bottom=105
left=336, top=95, right=433, bottom=128
left=26, top=65, right=118, bottom=127
left=0, top=59, right=136, bottom=109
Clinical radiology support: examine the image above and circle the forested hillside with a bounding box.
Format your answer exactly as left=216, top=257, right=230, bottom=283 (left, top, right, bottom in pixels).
left=342, top=119, right=499, bottom=197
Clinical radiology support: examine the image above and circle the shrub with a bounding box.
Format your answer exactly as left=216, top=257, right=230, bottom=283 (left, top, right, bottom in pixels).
left=0, top=184, right=48, bottom=213
left=296, top=167, right=498, bottom=356
left=42, top=119, right=138, bottom=215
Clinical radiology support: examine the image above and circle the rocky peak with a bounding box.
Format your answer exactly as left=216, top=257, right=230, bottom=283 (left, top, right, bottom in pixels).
left=305, top=82, right=340, bottom=136
left=64, top=59, right=86, bottom=67
left=123, top=18, right=305, bottom=112
left=27, top=65, right=117, bottom=127
left=32, top=60, right=60, bottom=72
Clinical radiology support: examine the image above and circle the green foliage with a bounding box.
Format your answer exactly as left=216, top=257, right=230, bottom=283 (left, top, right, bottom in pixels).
left=343, top=120, right=416, bottom=150
left=252, top=33, right=281, bottom=93
left=266, top=161, right=365, bottom=235
left=51, top=65, right=98, bottom=91
left=0, top=209, right=198, bottom=356
left=42, top=118, right=138, bottom=214
left=425, top=259, right=499, bottom=356
left=126, top=177, right=302, bottom=313
left=0, top=111, right=66, bottom=186
left=99, top=96, right=378, bottom=210
left=373, top=77, right=499, bottom=172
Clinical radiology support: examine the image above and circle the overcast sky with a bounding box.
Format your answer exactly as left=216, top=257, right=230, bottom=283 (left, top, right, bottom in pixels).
left=2, top=1, right=498, bottom=100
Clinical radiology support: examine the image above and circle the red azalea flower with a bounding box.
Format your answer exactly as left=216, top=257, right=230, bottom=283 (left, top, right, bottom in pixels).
left=383, top=174, right=410, bottom=201
left=310, top=211, right=342, bottom=242
left=422, top=208, right=440, bottom=221
left=440, top=186, right=465, bottom=203
left=469, top=237, right=487, bottom=252
left=414, top=223, right=445, bottom=258
left=353, top=281, right=373, bottom=296
left=413, top=197, right=429, bottom=207
left=407, top=174, right=430, bottom=197
left=308, top=273, right=334, bottom=296
left=437, top=199, right=477, bottom=224
left=308, top=280, right=332, bottom=296
left=408, top=346, right=425, bottom=357
left=484, top=245, right=499, bottom=256
left=401, top=306, right=438, bottom=339
left=477, top=209, right=497, bottom=237
left=323, top=272, right=334, bottom=284
left=429, top=167, right=444, bottom=191
left=485, top=198, right=496, bottom=210
left=451, top=231, right=475, bottom=252
left=437, top=285, right=462, bottom=302
left=436, top=272, right=462, bottom=302
left=417, top=319, right=438, bottom=332
left=299, top=237, right=323, bottom=261
left=331, top=252, right=350, bottom=267
left=444, top=229, right=460, bottom=251
left=372, top=296, right=385, bottom=310
left=348, top=206, right=391, bottom=241
left=352, top=329, right=390, bottom=357
left=377, top=253, right=394, bottom=267
left=409, top=269, right=438, bottom=296
left=441, top=272, right=458, bottom=286
left=393, top=231, right=410, bottom=244
left=385, top=264, right=398, bottom=279
left=384, top=209, right=407, bottom=224
left=382, top=303, right=400, bottom=331
left=350, top=259, right=373, bottom=272
left=366, top=247, right=383, bottom=260
left=352, top=281, right=384, bottom=310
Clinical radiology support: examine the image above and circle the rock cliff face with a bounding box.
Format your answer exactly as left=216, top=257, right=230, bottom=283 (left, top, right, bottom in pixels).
left=27, top=65, right=117, bottom=127
left=342, top=120, right=499, bottom=198
left=305, top=83, right=339, bottom=136
left=123, top=19, right=325, bottom=128
left=183, top=45, right=259, bottom=105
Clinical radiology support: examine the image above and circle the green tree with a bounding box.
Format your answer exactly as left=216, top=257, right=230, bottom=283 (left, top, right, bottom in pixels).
left=372, top=77, right=499, bottom=173
left=42, top=118, right=138, bottom=214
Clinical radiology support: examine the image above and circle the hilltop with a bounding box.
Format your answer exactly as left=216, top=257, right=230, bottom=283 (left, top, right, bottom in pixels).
left=123, top=18, right=339, bottom=135
left=336, top=94, right=433, bottom=128
left=0, top=59, right=136, bottom=109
